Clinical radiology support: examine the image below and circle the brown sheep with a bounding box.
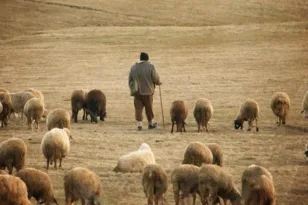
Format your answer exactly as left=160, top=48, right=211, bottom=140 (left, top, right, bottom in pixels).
left=170, top=100, right=188, bottom=133
left=0, top=138, right=27, bottom=174
left=46, top=108, right=71, bottom=130
left=171, top=164, right=200, bottom=205
left=71, top=89, right=88, bottom=123
left=86, top=89, right=106, bottom=123
left=23, top=97, right=44, bottom=130
left=16, top=167, right=59, bottom=204
left=198, top=164, right=242, bottom=205
left=0, top=174, right=32, bottom=205
left=64, top=167, right=102, bottom=205
left=182, top=141, right=213, bottom=167
left=206, top=143, right=223, bottom=166
left=270, top=92, right=290, bottom=125
left=193, top=98, right=213, bottom=132
left=142, top=164, right=168, bottom=205
left=0, top=88, right=11, bottom=127
left=242, top=164, right=275, bottom=205
left=234, top=99, right=259, bottom=132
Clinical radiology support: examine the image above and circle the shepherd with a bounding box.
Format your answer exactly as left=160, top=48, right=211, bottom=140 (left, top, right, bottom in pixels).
left=128, top=52, right=162, bottom=131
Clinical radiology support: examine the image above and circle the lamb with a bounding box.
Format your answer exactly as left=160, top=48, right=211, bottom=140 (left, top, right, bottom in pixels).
left=64, top=167, right=102, bottom=205
left=182, top=141, right=213, bottom=167
left=242, top=165, right=275, bottom=205
left=234, top=99, right=259, bottom=132
left=198, top=164, right=242, bottom=205
left=9, top=91, right=35, bottom=119
left=0, top=88, right=11, bottom=127
left=71, top=89, right=88, bottom=123
left=142, top=164, right=168, bottom=205
left=301, top=91, right=308, bottom=118
left=16, top=167, right=59, bottom=205
left=193, top=98, right=213, bottom=132
left=270, top=92, right=290, bottom=125
left=46, top=108, right=71, bottom=130
left=206, top=143, right=223, bottom=166
left=0, top=175, right=32, bottom=205
left=0, top=138, right=27, bottom=174
left=23, top=97, right=44, bottom=130
left=86, top=89, right=106, bottom=123
left=170, top=100, right=188, bottom=133
left=171, top=164, right=200, bottom=205
left=113, top=143, right=156, bottom=173
left=41, top=128, right=71, bottom=170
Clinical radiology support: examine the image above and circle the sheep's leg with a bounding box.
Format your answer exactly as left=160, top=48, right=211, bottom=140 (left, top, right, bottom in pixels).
left=173, top=188, right=180, bottom=205
left=154, top=196, right=158, bottom=205
left=35, top=119, right=39, bottom=130
left=54, top=158, right=57, bottom=169
left=59, top=157, right=62, bottom=168
left=80, top=198, right=86, bottom=205
left=46, top=158, right=50, bottom=170
left=282, top=115, right=286, bottom=125
left=6, top=160, right=13, bottom=174
left=255, top=118, right=259, bottom=132
left=198, top=123, right=201, bottom=132
left=171, top=121, right=174, bottom=133
left=205, top=123, right=209, bottom=132
left=247, top=120, right=252, bottom=131
left=183, top=123, right=186, bottom=132
left=192, top=192, right=197, bottom=205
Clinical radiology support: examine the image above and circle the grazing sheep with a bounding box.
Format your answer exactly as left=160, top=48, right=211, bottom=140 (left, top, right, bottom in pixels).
left=9, top=91, right=36, bottom=119
left=198, top=164, right=242, bottom=205
left=206, top=143, right=223, bottom=166
left=301, top=91, right=308, bottom=118
left=0, top=138, right=27, bottom=174
left=270, top=92, right=290, bottom=125
left=0, top=175, right=32, bottom=205
left=64, top=167, right=102, bottom=205
left=234, top=99, right=259, bottom=132
left=170, top=100, right=188, bottom=133
left=24, top=88, right=45, bottom=104
left=113, top=143, right=156, bottom=173
left=193, top=98, right=213, bottom=132
left=242, top=164, right=274, bottom=205
left=142, top=164, right=168, bottom=205
left=46, top=108, right=71, bottom=130
left=171, top=164, right=200, bottom=205
left=41, top=128, right=71, bottom=170
left=182, top=142, right=213, bottom=167
left=71, top=89, right=88, bottom=123
left=24, top=98, right=44, bottom=130
left=86, top=89, right=106, bottom=123
left=16, top=167, right=59, bottom=205
left=0, top=89, right=11, bottom=127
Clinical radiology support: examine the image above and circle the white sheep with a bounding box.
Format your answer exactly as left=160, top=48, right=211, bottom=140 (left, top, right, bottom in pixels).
left=9, top=91, right=35, bottom=119
left=270, top=92, right=290, bottom=125
left=198, top=164, right=242, bottom=205
left=182, top=141, right=213, bottom=167
left=142, top=164, right=168, bottom=205
left=23, top=97, right=44, bottom=130
left=16, top=167, right=59, bottom=204
left=0, top=174, right=32, bottom=205
left=234, top=99, right=259, bottom=132
left=242, top=165, right=275, bottom=205
left=193, top=98, right=213, bottom=132
left=113, top=143, right=156, bottom=173
left=0, top=138, right=27, bottom=174
left=64, top=167, right=102, bottom=205
left=41, top=128, right=71, bottom=170
left=46, top=108, right=71, bottom=130
left=171, top=164, right=200, bottom=205
left=301, top=91, right=308, bottom=118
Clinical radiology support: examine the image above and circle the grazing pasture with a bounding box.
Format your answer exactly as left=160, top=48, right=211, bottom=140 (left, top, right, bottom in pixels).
left=1, top=0, right=308, bottom=204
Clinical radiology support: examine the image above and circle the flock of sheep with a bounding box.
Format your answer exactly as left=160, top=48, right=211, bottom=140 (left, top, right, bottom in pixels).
left=0, top=87, right=307, bottom=205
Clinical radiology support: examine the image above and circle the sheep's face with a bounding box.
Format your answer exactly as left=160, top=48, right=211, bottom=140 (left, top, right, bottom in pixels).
left=234, top=119, right=243, bottom=129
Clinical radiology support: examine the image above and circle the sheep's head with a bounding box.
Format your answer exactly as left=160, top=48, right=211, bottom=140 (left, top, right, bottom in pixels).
left=100, top=111, right=106, bottom=121
left=176, top=121, right=186, bottom=132
left=234, top=119, right=243, bottom=130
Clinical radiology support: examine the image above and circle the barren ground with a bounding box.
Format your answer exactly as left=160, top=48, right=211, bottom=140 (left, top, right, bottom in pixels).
left=1, top=0, right=308, bottom=204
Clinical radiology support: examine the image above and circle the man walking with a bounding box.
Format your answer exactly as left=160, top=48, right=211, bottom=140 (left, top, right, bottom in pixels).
left=129, top=52, right=161, bottom=130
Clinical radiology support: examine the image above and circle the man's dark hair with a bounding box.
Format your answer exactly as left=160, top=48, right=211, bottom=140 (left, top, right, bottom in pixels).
left=140, top=52, right=149, bottom=61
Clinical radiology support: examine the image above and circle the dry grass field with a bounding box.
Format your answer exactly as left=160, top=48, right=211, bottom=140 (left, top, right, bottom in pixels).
left=1, top=0, right=308, bottom=204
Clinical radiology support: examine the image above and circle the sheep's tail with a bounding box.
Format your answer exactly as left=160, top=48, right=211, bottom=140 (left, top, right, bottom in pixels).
left=195, top=107, right=205, bottom=130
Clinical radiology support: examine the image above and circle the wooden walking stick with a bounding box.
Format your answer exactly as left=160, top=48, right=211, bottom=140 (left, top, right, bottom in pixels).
left=158, top=84, right=165, bottom=129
